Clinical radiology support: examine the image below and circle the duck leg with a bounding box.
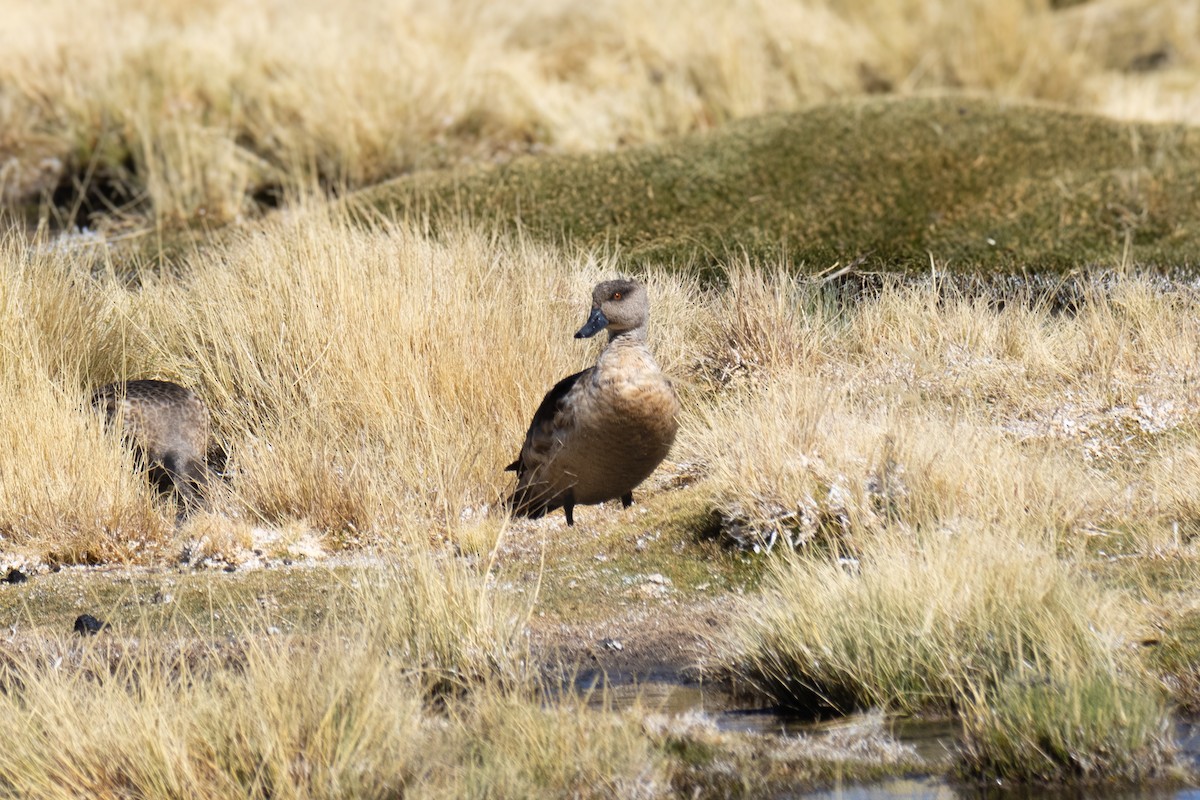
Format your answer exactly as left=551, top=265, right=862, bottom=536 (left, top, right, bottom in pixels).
left=621, top=492, right=633, bottom=509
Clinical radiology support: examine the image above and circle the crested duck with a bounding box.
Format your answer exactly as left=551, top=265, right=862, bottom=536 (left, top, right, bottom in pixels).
left=507, top=279, right=679, bottom=525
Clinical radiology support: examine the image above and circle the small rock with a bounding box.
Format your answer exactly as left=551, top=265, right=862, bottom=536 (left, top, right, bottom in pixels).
left=73, top=614, right=109, bottom=636
left=4, top=568, right=28, bottom=585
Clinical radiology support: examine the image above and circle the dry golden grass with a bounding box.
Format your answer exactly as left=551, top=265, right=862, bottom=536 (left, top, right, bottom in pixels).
left=0, top=211, right=705, bottom=561
left=0, top=546, right=675, bottom=799
left=2, top=210, right=1199, bottom=567
left=1, top=0, right=1195, bottom=224
left=173, top=213, right=632, bottom=534
left=0, top=232, right=171, bottom=561
left=685, top=269, right=1200, bottom=550
left=0, top=637, right=669, bottom=799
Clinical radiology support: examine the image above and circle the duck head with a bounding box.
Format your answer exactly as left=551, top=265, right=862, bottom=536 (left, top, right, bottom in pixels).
left=575, top=279, right=649, bottom=340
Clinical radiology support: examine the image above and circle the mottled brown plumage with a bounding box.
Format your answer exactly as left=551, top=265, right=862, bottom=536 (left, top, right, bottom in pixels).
left=92, top=379, right=210, bottom=510
left=507, top=279, right=679, bottom=526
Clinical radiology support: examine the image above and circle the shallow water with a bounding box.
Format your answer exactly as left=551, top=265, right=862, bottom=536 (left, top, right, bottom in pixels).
left=803, top=779, right=1192, bottom=799
left=590, top=676, right=1200, bottom=799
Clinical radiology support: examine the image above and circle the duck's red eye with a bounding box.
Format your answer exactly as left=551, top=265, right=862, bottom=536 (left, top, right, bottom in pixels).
left=613, top=292, right=622, bottom=300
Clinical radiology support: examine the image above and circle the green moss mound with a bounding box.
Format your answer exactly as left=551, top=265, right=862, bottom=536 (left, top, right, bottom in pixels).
left=361, top=94, right=1200, bottom=274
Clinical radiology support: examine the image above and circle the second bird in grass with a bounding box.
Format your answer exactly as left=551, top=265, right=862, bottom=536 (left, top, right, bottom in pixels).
left=506, top=278, right=679, bottom=526
left=92, top=379, right=211, bottom=512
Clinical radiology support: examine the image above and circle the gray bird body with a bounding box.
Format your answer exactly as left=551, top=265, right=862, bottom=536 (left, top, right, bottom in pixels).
left=507, top=279, right=679, bottom=525
left=92, top=379, right=210, bottom=509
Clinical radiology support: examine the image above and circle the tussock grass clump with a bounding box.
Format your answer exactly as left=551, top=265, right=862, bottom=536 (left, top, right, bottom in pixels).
left=178, top=213, right=555, bottom=534
left=727, top=528, right=1174, bottom=779
left=959, top=666, right=1173, bottom=782
left=454, top=692, right=666, bottom=799
left=730, top=529, right=1138, bottom=713
left=0, top=379, right=171, bottom=563
left=692, top=263, right=831, bottom=385
left=358, top=539, right=535, bottom=691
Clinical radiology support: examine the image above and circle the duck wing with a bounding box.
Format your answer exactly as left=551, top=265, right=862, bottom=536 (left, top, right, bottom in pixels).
left=506, top=368, right=591, bottom=474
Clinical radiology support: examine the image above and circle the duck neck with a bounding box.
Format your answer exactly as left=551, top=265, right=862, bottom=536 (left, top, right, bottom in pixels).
left=607, top=325, right=647, bottom=345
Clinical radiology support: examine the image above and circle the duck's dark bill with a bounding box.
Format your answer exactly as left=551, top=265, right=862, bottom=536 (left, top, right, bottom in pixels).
left=575, top=307, right=609, bottom=339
